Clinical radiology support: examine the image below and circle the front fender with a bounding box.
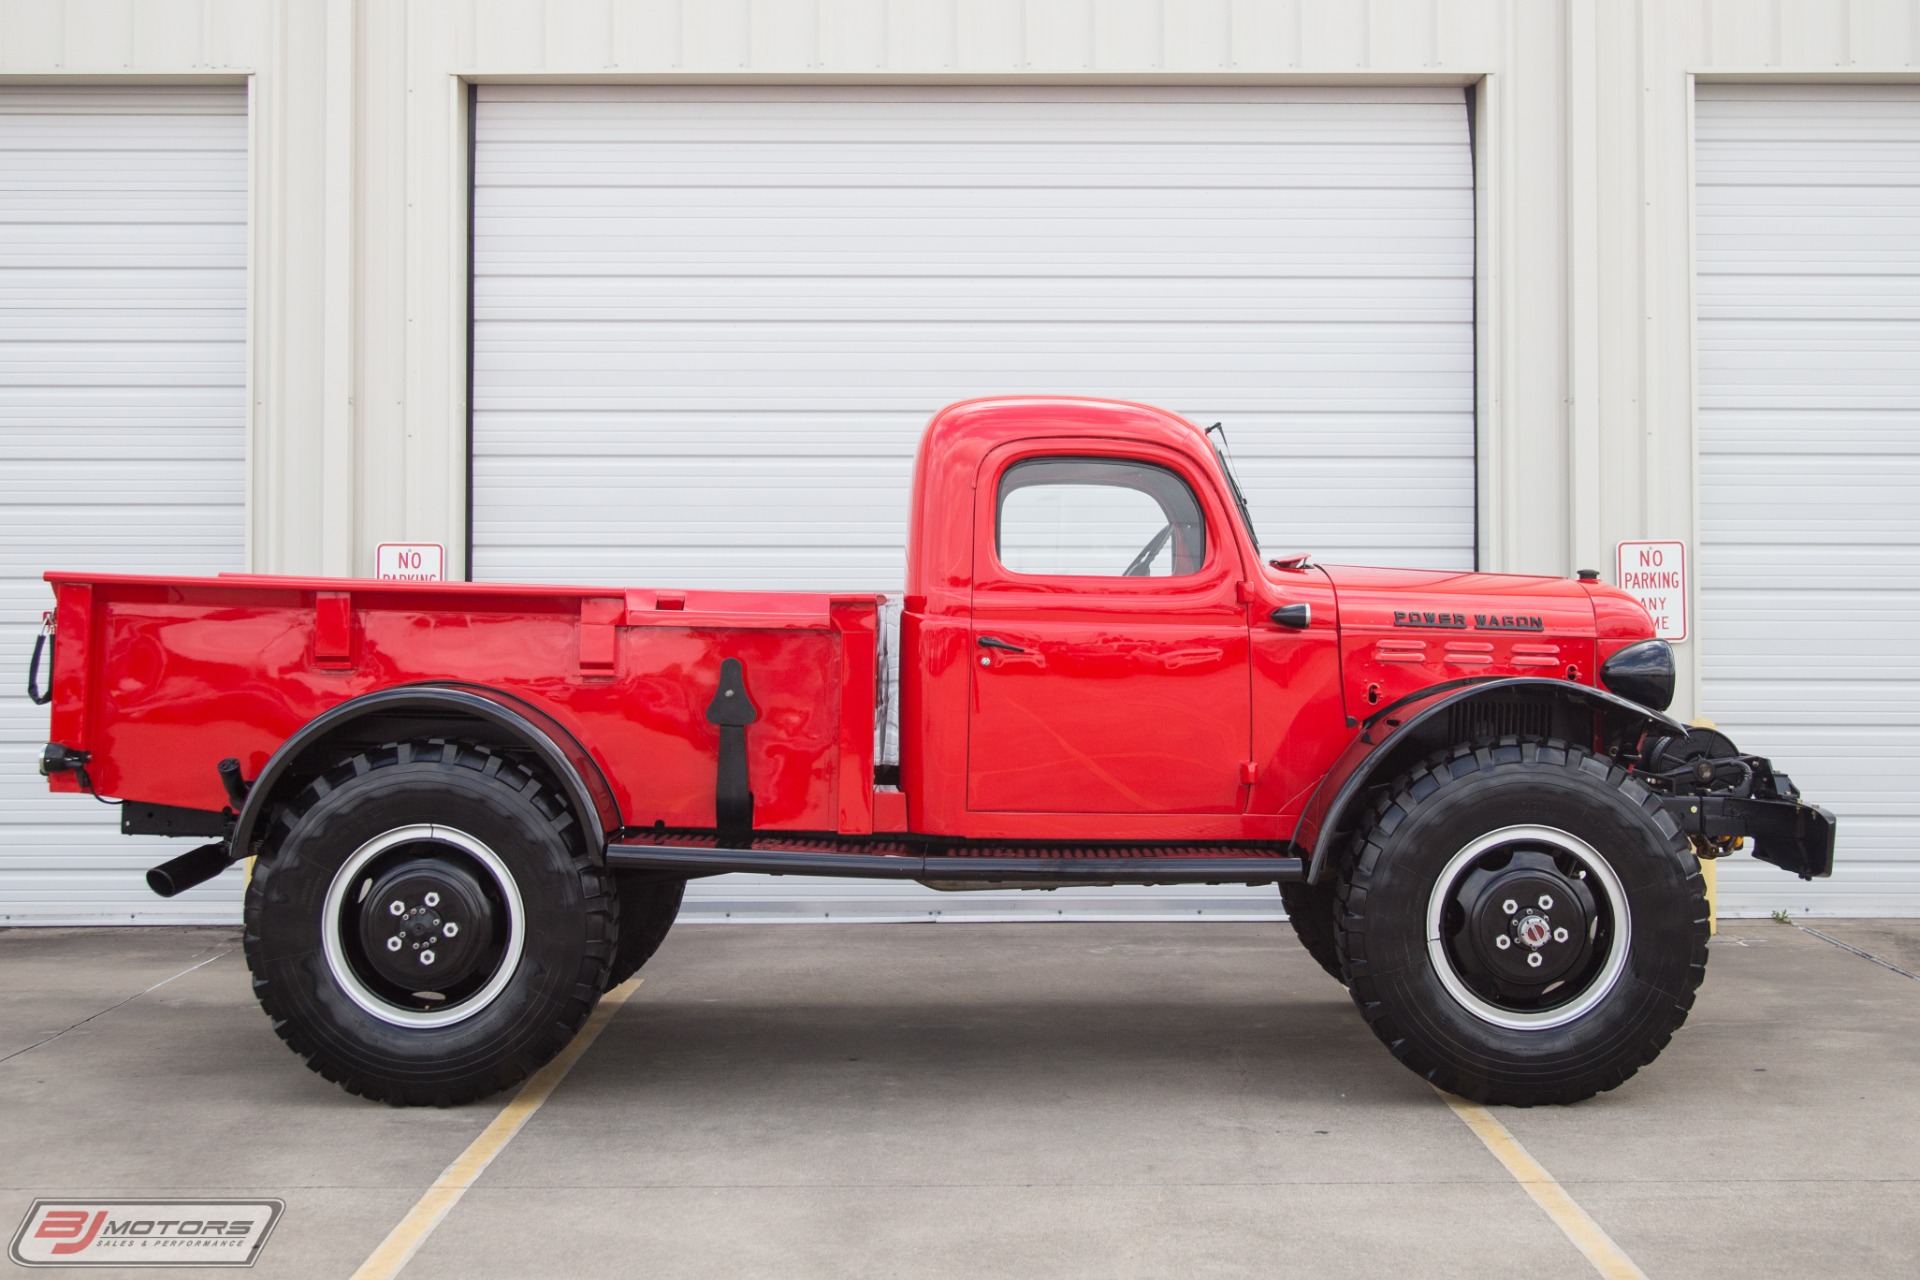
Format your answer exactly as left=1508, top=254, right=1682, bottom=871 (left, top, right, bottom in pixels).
left=1294, top=677, right=1686, bottom=884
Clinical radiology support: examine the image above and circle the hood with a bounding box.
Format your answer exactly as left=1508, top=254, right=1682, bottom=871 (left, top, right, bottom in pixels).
left=1313, top=565, right=1598, bottom=635
left=1308, top=565, right=1605, bottom=717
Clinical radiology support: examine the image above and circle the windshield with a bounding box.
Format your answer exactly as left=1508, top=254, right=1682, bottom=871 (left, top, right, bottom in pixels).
left=1206, top=426, right=1260, bottom=552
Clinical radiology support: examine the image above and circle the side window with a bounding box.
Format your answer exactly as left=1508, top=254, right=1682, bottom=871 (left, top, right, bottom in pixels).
left=996, top=457, right=1208, bottom=578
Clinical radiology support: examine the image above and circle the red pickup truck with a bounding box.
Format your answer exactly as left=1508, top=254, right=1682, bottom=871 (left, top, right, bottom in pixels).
left=32, top=397, right=1832, bottom=1107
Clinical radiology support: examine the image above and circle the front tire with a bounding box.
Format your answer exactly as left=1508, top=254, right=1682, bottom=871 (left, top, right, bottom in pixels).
left=243, top=740, right=616, bottom=1106
left=1335, top=737, right=1708, bottom=1106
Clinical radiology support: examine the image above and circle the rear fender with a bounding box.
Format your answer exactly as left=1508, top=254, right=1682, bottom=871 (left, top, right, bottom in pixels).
left=1295, top=677, right=1686, bottom=884
left=231, top=683, right=622, bottom=863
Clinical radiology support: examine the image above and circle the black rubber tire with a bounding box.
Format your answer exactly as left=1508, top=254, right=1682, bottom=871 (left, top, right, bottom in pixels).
left=1279, top=880, right=1344, bottom=981
left=1335, top=737, right=1708, bottom=1106
left=605, top=874, right=686, bottom=989
left=243, top=740, right=616, bottom=1106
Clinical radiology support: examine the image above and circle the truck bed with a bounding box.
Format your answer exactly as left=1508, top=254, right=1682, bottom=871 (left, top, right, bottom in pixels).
left=42, top=573, right=886, bottom=835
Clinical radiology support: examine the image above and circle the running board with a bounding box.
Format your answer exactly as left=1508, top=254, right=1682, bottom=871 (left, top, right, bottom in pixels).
left=604, top=837, right=1302, bottom=885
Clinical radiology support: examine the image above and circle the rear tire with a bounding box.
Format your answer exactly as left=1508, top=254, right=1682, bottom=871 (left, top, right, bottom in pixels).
left=1335, top=737, right=1708, bottom=1106
left=605, top=874, right=686, bottom=989
left=243, top=740, right=616, bottom=1106
left=1279, top=880, right=1344, bottom=981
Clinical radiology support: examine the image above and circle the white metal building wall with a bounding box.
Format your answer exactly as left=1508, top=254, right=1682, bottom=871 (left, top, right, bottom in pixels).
left=0, top=87, right=249, bottom=923
left=470, top=84, right=1474, bottom=919
left=1695, top=84, right=1920, bottom=917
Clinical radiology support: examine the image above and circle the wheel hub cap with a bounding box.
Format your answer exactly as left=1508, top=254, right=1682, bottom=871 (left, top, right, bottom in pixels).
left=1457, top=854, right=1595, bottom=990
left=1424, top=825, right=1635, bottom=1031
left=356, top=856, right=493, bottom=991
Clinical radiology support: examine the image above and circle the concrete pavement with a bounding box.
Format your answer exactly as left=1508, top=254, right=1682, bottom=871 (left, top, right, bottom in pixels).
left=2, top=918, right=1916, bottom=1278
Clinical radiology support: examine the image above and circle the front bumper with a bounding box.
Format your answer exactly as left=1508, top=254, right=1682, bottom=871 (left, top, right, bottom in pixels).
left=1663, top=793, right=1837, bottom=881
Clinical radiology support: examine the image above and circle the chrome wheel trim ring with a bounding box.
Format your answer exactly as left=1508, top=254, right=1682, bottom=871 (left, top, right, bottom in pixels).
left=320, top=824, right=526, bottom=1029
left=1424, top=823, right=1631, bottom=1032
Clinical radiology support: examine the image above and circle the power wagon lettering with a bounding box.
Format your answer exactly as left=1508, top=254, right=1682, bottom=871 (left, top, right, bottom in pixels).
left=1391, top=609, right=1546, bottom=633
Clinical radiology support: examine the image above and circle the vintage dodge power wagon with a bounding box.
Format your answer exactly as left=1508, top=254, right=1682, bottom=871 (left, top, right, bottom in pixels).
left=31, top=397, right=1834, bottom=1107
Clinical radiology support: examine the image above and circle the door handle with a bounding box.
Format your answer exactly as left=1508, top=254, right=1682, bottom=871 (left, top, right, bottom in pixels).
left=977, top=635, right=1027, bottom=654
left=1269, top=604, right=1311, bottom=630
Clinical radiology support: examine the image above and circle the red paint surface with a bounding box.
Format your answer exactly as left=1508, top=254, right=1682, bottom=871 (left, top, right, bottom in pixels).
left=1327, top=565, right=1601, bottom=713
left=966, top=434, right=1249, bottom=817
left=43, top=396, right=1656, bottom=851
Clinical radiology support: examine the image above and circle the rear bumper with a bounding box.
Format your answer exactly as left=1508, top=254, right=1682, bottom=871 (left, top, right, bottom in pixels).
left=1663, top=794, right=1837, bottom=881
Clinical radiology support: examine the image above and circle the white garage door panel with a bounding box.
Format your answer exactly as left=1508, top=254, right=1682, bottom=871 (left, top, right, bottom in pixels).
left=473, top=85, right=1474, bottom=919
left=0, top=87, right=248, bottom=924
left=1696, top=84, right=1920, bottom=917
left=484, top=275, right=1472, bottom=321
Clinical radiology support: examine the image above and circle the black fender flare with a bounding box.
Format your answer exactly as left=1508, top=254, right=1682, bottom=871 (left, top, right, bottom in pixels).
left=1294, top=677, right=1686, bottom=884
left=229, top=683, right=623, bottom=863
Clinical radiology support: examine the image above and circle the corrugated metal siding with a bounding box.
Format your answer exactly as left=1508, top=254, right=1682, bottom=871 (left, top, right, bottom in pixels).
left=0, top=87, right=249, bottom=923
left=1695, top=84, right=1920, bottom=916
left=471, top=84, right=1473, bottom=919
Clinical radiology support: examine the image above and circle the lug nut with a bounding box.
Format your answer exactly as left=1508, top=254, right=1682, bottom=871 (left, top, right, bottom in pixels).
left=1495, top=935, right=1512, bottom=950
left=1538, top=894, right=1554, bottom=910
left=420, top=949, right=435, bottom=966
left=1527, top=952, right=1544, bottom=969
left=442, top=921, right=459, bottom=938
left=389, top=900, right=405, bottom=916
left=1502, top=899, right=1518, bottom=915
left=424, top=891, right=440, bottom=907
left=386, top=936, right=402, bottom=952
left=1554, top=927, right=1569, bottom=943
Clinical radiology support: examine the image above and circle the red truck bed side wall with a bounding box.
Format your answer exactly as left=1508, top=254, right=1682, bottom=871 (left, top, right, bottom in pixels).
left=45, top=575, right=879, bottom=836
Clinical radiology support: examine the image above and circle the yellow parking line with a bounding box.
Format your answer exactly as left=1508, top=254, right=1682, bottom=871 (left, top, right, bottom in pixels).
left=351, top=978, right=643, bottom=1280
left=1434, top=1087, right=1648, bottom=1280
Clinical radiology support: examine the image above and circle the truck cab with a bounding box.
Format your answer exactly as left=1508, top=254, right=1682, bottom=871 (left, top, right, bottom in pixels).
left=903, top=396, right=1337, bottom=839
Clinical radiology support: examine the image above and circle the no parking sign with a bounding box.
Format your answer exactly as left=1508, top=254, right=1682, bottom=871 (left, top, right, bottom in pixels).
left=375, top=542, right=445, bottom=582
left=1614, top=541, right=1687, bottom=641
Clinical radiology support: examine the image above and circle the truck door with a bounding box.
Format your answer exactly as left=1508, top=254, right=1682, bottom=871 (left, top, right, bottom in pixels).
left=967, top=443, right=1251, bottom=814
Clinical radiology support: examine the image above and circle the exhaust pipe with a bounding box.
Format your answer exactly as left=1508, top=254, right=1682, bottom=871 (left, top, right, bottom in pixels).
left=147, top=843, right=236, bottom=898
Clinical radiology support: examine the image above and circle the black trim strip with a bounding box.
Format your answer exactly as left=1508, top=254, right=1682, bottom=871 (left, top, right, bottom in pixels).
left=608, top=846, right=924, bottom=879
left=463, top=81, right=478, bottom=582
left=1466, top=78, right=1480, bottom=573
left=605, top=843, right=1303, bottom=884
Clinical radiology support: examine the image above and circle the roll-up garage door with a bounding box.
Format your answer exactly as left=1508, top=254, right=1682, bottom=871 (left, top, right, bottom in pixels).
left=0, top=88, right=248, bottom=923
left=472, top=85, right=1474, bottom=919
left=1696, top=84, right=1920, bottom=916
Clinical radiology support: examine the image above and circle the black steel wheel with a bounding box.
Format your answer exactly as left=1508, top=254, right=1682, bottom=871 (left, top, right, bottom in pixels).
left=1279, top=880, right=1344, bottom=981
left=244, top=740, right=616, bottom=1106
left=605, top=874, right=686, bottom=989
left=1335, top=737, right=1708, bottom=1106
